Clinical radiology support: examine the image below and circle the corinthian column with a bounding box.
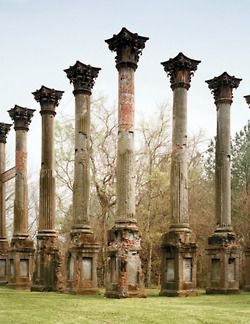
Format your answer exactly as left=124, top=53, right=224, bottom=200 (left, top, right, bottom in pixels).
left=64, top=60, right=101, bottom=294
left=0, top=123, right=12, bottom=284
left=8, top=105, right=35, bottom=289
left=160, top=53, right=200, bottom=297
left=244, top=94, right=250, bottom=290
left=206, top=72, right=241, bottom=294
left=32, top=85, right=64, bottom=292
left=105, top=27, right=148, bottom=298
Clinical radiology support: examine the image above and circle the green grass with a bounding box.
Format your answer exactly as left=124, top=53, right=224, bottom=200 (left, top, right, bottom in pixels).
left=1, top=288, right=250, bottom=324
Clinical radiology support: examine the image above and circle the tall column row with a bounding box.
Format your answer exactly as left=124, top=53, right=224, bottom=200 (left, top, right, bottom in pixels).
left=105, top=27, right=148, bottom=298
left=0, top=27, right=248, bottom=296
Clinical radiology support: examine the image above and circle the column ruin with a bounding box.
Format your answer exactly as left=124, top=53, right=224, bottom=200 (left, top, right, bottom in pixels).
left=31, top=85, right=64, bottom=292
left=206, top=72, right=241, bottom=294
left=160, top=52, right=200, bottom=297
left=0, top=123, right=12, bottom=284
left=7, top=105, right=35, bottom=289
left=244, top=94, right=250, bottom=290
left=64, top=61, right=101, bottom=294
left=104, top=27, right=148, bottom=298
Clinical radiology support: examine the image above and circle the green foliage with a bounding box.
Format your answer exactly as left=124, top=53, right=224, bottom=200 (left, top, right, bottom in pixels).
left=231, top=120, right=250, bottom=194
left=1, top=287, right=250, bottom=324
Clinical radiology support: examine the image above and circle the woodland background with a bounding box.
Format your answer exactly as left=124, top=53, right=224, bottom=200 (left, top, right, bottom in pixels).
left=5, top=98, right=250, bottom=288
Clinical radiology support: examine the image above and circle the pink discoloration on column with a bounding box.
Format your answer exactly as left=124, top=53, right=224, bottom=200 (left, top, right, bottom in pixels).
left=119, top=67, right=134, bottom=131
left=16, top=151, right=27, bottom=173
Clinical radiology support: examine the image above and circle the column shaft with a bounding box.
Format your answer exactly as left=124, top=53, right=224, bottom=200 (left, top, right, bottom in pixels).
left=64, top=61, right=100, bottom=294
left=0, top=142, right=6, bottom=239
left=171, top=87, right=188, bottom=226
left=105, top=27, right=148, bottom=298
left=117, top=67, right=135, bottom=222
left=205, top=72, right=241, bottom=294
left=14, top=130, right=28, bottom=237
left=39, top=112, right=56, bottom=232
left=215, top=103, right=231, bottom=227
left=73, top=93, right=90, bottom=228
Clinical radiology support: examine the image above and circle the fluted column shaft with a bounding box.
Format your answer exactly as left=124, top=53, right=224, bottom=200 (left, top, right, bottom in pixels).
left=215, top=101, right=231, bottom=227
left=8, top=105, right=35, bottom=239
left=161, top=53, right=200, bottom=230
left=170, top=87, right=188, bottom=226
left=73, top=92, right=90, bottom=228
left=32, top=86, right=63, bottom=234
left=116, top=66, right=135, bottom=222
left=206, top=72, right=241, bottom=230
left=64, top=61, right=100, bottom=233
left=14, top=129, right=28, bottom=237
left=39, top=105, right=56, bottom=232
left=0, top=142, right=6, bottom=239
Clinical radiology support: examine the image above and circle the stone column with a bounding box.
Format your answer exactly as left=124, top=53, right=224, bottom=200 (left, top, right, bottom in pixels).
left=206, top=72, right=241, bottom=294
left=7, top=105, right=35, bottom=289
left=64, top=60, right=101, bottom=294
left=105, top=27, right=148, bottom=298
left=160, top=52, right=200, bottom=297
left=244, top=95, right=250, bottom=108
left=244, top=94, right=250, bottom=290
left=31, top=86, right=64, bottom=292
left=0, top=123, right=12, bottom=284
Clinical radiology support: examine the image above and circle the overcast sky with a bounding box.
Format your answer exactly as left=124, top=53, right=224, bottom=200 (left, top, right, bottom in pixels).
left=0, top=0, right=249, bottom=174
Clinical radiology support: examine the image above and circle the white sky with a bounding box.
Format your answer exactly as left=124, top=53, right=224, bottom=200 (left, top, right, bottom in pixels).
left=0, top=0, right=249, bottom=175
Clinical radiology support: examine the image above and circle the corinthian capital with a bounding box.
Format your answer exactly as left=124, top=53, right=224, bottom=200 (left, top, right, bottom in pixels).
left=8, top=105, right=35, bottom=131
left=206, top=72, right=241, bottom=104
left=64, top=61, right=101, bottom=95
left=105, top=27, right=149, bottom=70
left=161, top=52, right=200, bottom=90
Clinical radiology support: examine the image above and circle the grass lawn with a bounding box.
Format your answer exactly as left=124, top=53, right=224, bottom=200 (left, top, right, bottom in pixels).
left=1, top=287, right=250, bottom=324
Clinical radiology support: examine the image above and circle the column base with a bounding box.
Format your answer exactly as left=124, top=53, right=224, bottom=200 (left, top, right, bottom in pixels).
left=206, top=288, right=239, bottom=294
left=159, top=289, right=198, bottom=297
left=159, top=229, right=198, bottom=297
left=7, top=236, right=34, bottom=290
left=244, top=245, right=250, bottom=291
left=65, top=229, right=100, bottom=295
left=206, top=230, right=240, bottom=294
left=31, top=233, right=64, bottom=292
left=105, top=221, right=146, bottom=299
left=0, top=239, right=9, bottom=285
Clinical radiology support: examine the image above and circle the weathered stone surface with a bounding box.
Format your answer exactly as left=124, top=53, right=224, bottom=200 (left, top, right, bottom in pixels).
left=161, top=52, right=200, bottom=90
left=105, top=28, right=148, bottom=298
left=32, top=86, right=64, bottom=292
left=8, top=105, right=35, bottom=131
left=244, top=94, right=250, bottom=108
left=65, top=231, right=100, bottom=295
left=7, top=106, right=35, bottom=289
left=160, top=53, right=200, bottom=297
left=105, top=27, right=148, bottom=71
left=64, top=61, right=100, bottom=294
left=64, top=61, right=100, bottom=94
left=206, top=232, right=239, bottom=294
left=32, top=235, right=64, bottom=292
left=105, top=223, right=145, bottom=298
left=160, top=231, right=198, bottom=296
left=0, top=123, right=12, bottom=285
left=7, top=237, right=34, bottom=289
left=205, top=72, right=241, bottom=294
